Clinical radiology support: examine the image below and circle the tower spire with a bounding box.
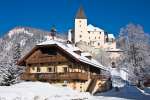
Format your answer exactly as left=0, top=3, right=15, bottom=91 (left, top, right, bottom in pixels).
left=76, top=5, right=86, bottom=19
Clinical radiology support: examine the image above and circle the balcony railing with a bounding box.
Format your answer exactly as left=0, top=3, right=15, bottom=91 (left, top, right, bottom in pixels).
left=21, top=72, right=109, bottom=81
left=26, top=55, right=67, bottom=64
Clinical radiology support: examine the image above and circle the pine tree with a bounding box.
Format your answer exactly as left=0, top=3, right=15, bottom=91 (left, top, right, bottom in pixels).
left=0, top=63, right=17, bottom=86
left=0, top=43, right=23, bottom=86
left=13, top=43, right=21, bottom=64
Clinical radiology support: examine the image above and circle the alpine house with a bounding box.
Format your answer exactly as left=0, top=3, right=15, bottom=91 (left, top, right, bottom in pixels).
left=17, top=40, right=111, bottom=93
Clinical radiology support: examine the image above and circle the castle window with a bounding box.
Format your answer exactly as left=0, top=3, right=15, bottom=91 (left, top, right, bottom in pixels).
left=79, top=35, right=82, bottom=38
left=95, top=37, right=96, bottom=39
left=88, top=31, right=90, bottom=34
left=37, top=67, right=41, bottom=72
left=100, top=32, right=101, bottom=34
left=98, top=43, right=100, bottom=46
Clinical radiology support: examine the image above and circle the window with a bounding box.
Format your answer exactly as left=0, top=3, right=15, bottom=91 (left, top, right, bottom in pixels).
left=89, top=37, right=90, bottom=39
left=37, top=67, right=41, bottom=72
left=40, top=47, right=57, bottom=55
left=79, top=25, right=81, bottom=27
left=100, top=32, right=101, bottom=34
left=63, top=67, right=68, bottom=73
left=95, top=37, right=96, bottom=39
left=79, top=20, right=81, bottom=23
left=79, top=35, right=82, bottom=38
left=98, top=43, right=100, bottom=46
left=47, top=67, right=52, bottom=72
left=32, top=67, right=35, bottom=70
left=99, top=36, right=100, bottom=39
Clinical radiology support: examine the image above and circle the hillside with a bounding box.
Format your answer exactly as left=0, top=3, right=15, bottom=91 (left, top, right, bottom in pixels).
left=0, top=27, right=67, bottom=63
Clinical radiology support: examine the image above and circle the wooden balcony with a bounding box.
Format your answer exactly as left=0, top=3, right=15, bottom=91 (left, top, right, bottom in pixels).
left=26, top=55, right=67, bottom=64
left=21, top=72, right=88, bottom=81
left=21, top=72, right=109, bottom=81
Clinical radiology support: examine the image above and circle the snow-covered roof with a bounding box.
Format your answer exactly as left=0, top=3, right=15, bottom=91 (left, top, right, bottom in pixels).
left=81, top=52, right=91, bottom=57
left=106, top=48, right=123, bottom=52
left=87, top=24, right=104, bottom=32
left=37, top=40, right=107, bottom=71
left=108, top=34, right=115, bottom=39
left=66, top=44, right=81, bottom=51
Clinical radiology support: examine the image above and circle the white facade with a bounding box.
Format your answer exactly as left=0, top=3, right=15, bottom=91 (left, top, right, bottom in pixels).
left=75, top=19, right=88, bottom=43
left=68, top=7, right=116, bottom=50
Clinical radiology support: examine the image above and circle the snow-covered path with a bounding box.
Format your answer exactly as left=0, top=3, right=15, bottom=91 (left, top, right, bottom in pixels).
left=0, top=82, right=149, bottom=100
left=96, top=86, right=150, bottom=100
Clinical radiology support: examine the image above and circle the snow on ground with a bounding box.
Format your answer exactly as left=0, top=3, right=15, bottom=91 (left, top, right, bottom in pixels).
left=0, top=82, right=94, bottom=100
left=0, top=82, right=150, bottom=100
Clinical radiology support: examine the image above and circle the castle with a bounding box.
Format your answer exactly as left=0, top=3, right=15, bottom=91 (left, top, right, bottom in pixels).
left=68, top=6, right=116, bottom=50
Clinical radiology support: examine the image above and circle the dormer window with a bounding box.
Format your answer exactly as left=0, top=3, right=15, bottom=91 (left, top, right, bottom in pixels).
left=81, top=52, right=92, bottom=60
left=86, top=56, right=92, bottom=60
left=74, top=50, right=81, bottom=55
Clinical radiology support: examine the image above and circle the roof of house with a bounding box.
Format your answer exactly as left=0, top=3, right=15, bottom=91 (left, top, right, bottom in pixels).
left=18, top=40, right=108, bottom=71
left=106, top=48, right=123, bottom=52
left=87, top=24, right=104, bottom=32
left=81, top=52, right=91, bottom=57
left=76, top=6, right=86, bottom=19
left=37, top=40, right=108, bottom=70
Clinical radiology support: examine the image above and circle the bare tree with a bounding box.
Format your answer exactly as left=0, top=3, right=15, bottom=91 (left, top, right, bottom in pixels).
left=118, top=23, right=150, bottom=85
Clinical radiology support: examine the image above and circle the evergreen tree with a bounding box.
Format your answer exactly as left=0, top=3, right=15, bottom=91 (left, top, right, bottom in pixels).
left=0, top=43, right=23, bottom=86
left=13, top=43, right=21, bottom=64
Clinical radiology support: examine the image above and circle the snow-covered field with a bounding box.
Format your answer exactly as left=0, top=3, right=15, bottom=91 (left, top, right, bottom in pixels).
left=0, top=82, right=149, bottom=100
left=0, top=82, right=94, bottom=100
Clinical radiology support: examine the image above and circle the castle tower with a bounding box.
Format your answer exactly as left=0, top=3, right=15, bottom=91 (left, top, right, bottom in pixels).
left=74, top=6, right=88, bottom=43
